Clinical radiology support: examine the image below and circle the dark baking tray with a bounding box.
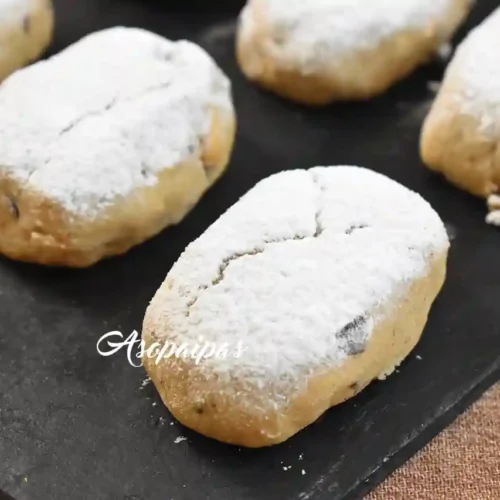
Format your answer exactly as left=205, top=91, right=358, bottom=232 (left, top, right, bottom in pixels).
left=1, top=1, right=499, bottom=499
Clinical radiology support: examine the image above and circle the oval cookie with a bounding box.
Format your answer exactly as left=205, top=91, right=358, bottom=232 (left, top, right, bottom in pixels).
left=421, top=7, right=500, bottom=225
left=236, top=0, right=472, bottom=105
left=0, top=27, right=236, bottom=267
left=143, top=166, right=449, bottom=447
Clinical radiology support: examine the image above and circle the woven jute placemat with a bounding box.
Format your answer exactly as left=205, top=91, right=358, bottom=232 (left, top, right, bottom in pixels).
left=367, top=384, right=499, bottom=499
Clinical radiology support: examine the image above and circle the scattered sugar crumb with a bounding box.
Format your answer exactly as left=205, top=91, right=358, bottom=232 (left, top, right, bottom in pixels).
left=437, top=42, right=453, bottom=60
left=140, top=377, right=151, bottom=389
left=487, top=194, right=500, bottom=211
left=201, top=20, right=236, bottom=47
left=427, top=81, right=441, bottom=93
left=299, top=454, right=304, bottom=460
left=152, top=402, right=157, bottom=407
left=486, top=211, right=500, bottom=227
left=487, top=196, right=500, bottom=227
left=174, top=436, right=188, bottom=444
left=416, top=355, right=423, bottom=361
left=444, top=223, right=457, bottom=241
left=301, top=470, right=306, bottom=475
left=383, top=457, right=389, bottom=463
left=170, top=421, right=175, bottom=426
left=283, top=466, right=292, bottom=471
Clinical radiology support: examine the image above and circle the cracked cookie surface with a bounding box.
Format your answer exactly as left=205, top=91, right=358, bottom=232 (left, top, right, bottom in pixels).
left=0, top=27, right=236, bottom=266
left=143, top=166, right=449, bottom=447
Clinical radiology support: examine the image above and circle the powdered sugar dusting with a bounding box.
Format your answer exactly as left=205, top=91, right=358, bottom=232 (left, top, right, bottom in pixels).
left=0, top=27, right=232, bottom=219
left=241, top=0, right=458, bottom=72
left=447, top=8, right=500, bottom=136
left=149, top=167, right=449, bottom=409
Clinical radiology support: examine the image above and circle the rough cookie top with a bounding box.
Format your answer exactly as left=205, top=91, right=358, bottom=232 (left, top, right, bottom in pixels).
left=149, top=166, right=449, bottom=407
left=240, top=0, right=457, bottom=72
left=0, top=27, right=232, bottom=219
left=447, top=7, right=500, bottom=135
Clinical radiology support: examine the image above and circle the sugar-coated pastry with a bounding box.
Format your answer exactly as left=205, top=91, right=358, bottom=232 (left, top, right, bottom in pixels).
left=236, top=0, right=472, bottom=105
left=0, top=27, right=236, bottom=267
left=0, top=0, right=53, bottom=81
left=421, top=8, right=500, bottom=226
left=143, top=166, right=449, bottom=447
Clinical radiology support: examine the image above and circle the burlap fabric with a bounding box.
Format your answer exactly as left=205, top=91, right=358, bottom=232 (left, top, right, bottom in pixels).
left=368, top=384, right=499, bottom=499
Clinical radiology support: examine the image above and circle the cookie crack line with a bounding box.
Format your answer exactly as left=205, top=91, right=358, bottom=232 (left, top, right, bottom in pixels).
left=20, top=81, right=174, bottom=201
left=184, top=172, right=379, bottom=316
left=58, top=81, right=172, bottom=136
left=184, top=215, right=373, bottom=316
left=311, top=171, right=325, bottom=237
left=185, top=175, right=327, bottom=314
left=184, top=236, right=307, bottom=314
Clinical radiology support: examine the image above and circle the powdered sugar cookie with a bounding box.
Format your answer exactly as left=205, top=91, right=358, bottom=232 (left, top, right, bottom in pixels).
left=143, top=166, right=449, bottom=447
left=236, top=0, right=472, bottom=105
left=0, top=27, right=236, bottom=267
left=0, top=0, right=53, bottom=81
left=421, top=8, right=500, bottom=226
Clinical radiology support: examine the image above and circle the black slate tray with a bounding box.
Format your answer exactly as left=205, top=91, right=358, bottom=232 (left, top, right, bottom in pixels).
left=1, top=1, right=499, bottom=500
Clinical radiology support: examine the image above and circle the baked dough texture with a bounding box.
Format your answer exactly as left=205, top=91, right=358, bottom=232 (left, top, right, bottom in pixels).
left=236, top=0, right=472, bottom=105
left=0, top=0, right=53, bottom=81
left=421, top=8, right=500, bottom=225
left=0, top=27, right=236, bottom=267
left=143, top=166, right=449, bottom=447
